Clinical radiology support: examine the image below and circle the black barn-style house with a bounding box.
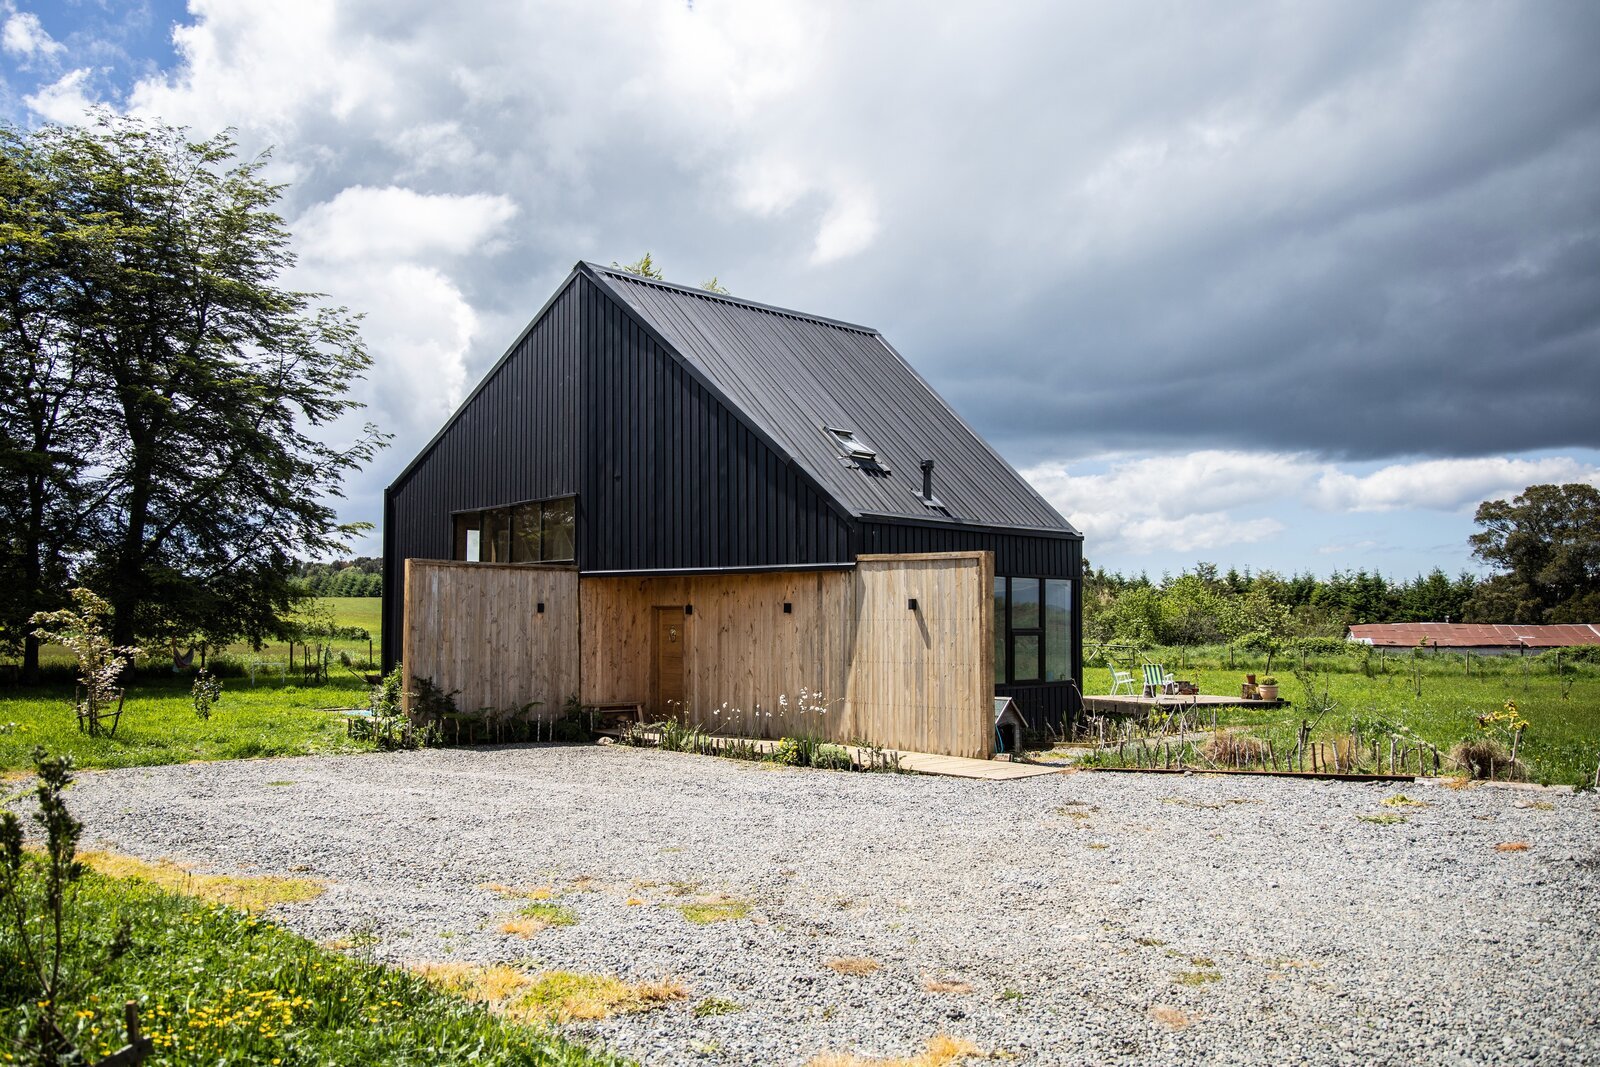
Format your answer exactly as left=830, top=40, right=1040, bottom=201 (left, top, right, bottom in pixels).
left=383, top=262, right=1082, bottom=756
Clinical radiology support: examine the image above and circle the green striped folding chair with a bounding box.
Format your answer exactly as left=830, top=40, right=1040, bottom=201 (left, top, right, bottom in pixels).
left=1141, top=663, right=1176, bottom=697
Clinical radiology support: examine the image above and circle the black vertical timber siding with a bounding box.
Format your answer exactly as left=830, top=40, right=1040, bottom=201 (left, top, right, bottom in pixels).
left=381, top=279, right=583, bottom=669
left=860, top=519, right=1084, bottom=733
left=382, top=273, right=1084, bottom=733
left=578, top=280, right=853, bottom=572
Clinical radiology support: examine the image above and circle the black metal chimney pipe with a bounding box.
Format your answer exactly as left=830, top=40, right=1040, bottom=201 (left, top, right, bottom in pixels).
left=921, top=459, right=935, bottom=501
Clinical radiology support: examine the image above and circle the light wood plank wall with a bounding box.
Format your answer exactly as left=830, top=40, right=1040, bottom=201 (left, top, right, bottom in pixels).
left=580, top=569, right=855, bottom=737
left=845, top=553, right=994, bottom=759
left=580, top=552, right=993, bottom=758
left=404, top=553, right=992, bottom=757
left=403, top=560, right=580, bottom=718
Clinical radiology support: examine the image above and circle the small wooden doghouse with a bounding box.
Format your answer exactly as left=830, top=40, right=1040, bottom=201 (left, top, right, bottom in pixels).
left=383, top=263, right=1083, bottom=758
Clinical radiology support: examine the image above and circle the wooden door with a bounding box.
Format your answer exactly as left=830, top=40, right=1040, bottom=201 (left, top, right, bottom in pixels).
left=653, top=607, right=686, bottom=719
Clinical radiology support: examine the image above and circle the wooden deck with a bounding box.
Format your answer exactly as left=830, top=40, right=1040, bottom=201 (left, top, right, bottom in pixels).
left=892, top=750, right=1058, bottom=780
left=1081, top=693, right=1288, bottom=714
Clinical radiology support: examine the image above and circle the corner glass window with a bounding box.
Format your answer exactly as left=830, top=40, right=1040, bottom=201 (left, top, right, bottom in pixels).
left=452, top=496, right=576, bottom=564
left=482, top=508, right=510, bottom=562
left=995, top=575, right=1074, bottom=686
left=1045, top=579, right=1072, bottom=682
left=1010, top=578, right=1041, bottom=629
left=511, top=503, right=542, bottom=563
left=542, top=497, right=576, bottom=562
left=1012, top=634, right=1040, bottom=682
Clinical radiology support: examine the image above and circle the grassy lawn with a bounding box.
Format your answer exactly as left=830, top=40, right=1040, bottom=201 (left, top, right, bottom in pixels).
left=1, top=597, right=388, bottom=773
left=0, top=676, right=374, bottom=773
left=24, top=596, right=385, bottom=677
left=1083, top=659, right=1600, bottom=785
left=0, top=865, right=623, bottom=1066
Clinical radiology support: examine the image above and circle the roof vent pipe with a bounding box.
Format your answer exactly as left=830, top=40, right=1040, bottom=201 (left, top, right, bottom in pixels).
left=921, top=459, right=935, bottom=501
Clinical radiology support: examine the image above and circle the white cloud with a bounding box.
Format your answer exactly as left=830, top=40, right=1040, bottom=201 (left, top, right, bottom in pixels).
left=288, top=188, right=518, bottom=438
left=2, top=10, right=63, bottom=59
left=1309, top=456, right=1600, bottom=513
left=294, top=186, right=519, bottom=263
left=53, top=0, right=1597, bottom=557
left=1023, top=450, right=1600, bottom=555
left=811, top=188, right=880, bottom=265
left=23, top=68, right=97, bottom=123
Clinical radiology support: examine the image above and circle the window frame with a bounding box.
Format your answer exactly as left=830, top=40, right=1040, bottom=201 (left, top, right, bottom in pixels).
left=450, top=493, right=577, bottom=565
left=994, top=574, right=1076, bottom=686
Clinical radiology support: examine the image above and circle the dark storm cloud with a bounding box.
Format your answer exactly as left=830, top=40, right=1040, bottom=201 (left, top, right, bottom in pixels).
left=50, top=0, right=1596, bottom=487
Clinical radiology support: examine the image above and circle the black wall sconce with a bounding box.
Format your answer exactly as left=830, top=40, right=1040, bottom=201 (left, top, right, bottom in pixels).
left=907, top=598, right=918, bottom=611
left=783, top=602, right=792, bottom=614
left=536, top=602, right=545, bottom=614
left=684, top=604, right=693, bottom=616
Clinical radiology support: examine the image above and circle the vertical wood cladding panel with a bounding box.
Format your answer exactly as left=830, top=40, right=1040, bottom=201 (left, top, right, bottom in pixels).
left=580, top=554, right=991, bottom=759
left=382, top=280, right=583, bottom=669
left=860, top=520, right=1084, bottom=732
left=403, top=561, right=579, bottom=718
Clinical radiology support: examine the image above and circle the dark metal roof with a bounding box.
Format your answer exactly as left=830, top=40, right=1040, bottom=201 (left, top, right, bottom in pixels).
left=583, top=263, right=1079, bottom=536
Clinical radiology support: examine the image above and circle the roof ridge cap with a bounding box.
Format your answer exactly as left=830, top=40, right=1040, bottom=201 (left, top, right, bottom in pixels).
left=583, top=262, right=879, bottom=335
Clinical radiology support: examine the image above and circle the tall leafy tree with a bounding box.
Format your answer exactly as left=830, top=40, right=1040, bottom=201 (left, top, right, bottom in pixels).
left=0, top=125, right=100, bottom=679
left=1467, top=483, right=1600, bottom=623
left=0, top=114, right=385, bottom=654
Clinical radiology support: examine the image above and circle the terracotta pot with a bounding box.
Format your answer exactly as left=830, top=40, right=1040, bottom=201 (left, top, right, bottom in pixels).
left=1258, top=685, right=1279, bottom=701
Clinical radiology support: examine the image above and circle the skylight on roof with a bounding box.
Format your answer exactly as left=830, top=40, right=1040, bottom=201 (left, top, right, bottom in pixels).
left=824, top=425, right=877, bottom=462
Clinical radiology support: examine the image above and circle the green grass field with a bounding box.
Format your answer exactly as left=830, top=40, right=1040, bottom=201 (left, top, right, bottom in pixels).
left=0, top=676, right=375, bottom=773
left=0, top=864, right=621, bottom=1066
left=1084, top=656, right=1600, bottom=785
left=24, top=596, right=384, bottom=676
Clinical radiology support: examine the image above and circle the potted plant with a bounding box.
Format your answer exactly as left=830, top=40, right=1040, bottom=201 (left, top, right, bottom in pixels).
left=1257, top=676, right=1279, bottom=701
left=1242, top=674, right=1259, bottom=699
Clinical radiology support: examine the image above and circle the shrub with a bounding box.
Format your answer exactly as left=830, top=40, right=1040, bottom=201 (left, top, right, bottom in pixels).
left=1203, top=731, right=1267, bottom=767
left=812, top=743, right=852, bottom=770
left=1536, top=645, right=1600, bottom=666
left=29, top=588, right=141, bottom=738
left=773, top=736, right=808, bottom=766
left=1, top=748, right=134, bottom=1064
left=191, top=668, right=223, bottom=720
left=1451, top=737, right=1527, bottom=781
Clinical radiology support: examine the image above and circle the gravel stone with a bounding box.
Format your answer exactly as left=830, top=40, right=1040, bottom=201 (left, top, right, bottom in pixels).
left=53, top=746, right=1600, bottom=1065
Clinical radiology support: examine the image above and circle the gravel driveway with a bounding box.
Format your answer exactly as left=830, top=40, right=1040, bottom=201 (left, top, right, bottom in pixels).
left=62, top=745, right=1600, bottom=1066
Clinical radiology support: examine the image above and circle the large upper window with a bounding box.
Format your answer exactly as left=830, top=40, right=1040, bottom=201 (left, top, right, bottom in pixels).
left=993, top=576, right=1075, bottom=685
left=454, top=496, right=575, bottom=563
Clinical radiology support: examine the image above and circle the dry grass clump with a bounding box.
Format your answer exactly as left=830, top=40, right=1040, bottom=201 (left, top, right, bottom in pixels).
left=807, top=1034, right=981, bottom=1067
left=1381, top=794, right=1427, bottom=808
left=920, top=978, right=973, bottom=994
left=412, top=962, right=535, bottom=1004
left=674, top=894, right=751, bottom=924
left=1149, top=1005, right=1192, bottom=1029
left=79, top=850, right=323, bottom=913
left=499, top=901, right=578, bottom=937
left=515, top=971, right=688, bottom=1023
left=415, top=964, right=688, bottom=1023
left=1450, top=738, right=1527, bottom=781
left=479, top=882, right=556, bottom=900
left=1175, top=969, right=1222, bottom=986
left=826, top=956, right=882, bottom=976
left=1357, top=813, right=1407, bottom=825
left=1202, top=731, right=1266, bottom=766
left=1495, top=842, right=1531, bottom=853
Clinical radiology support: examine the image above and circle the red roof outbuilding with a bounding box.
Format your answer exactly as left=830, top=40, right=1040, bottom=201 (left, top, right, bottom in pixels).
left=1347, top=623, right=1600, bottom=649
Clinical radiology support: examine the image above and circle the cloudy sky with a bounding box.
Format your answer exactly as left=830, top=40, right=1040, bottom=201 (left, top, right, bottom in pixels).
left=6, top=0, right=1599, bottom=578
